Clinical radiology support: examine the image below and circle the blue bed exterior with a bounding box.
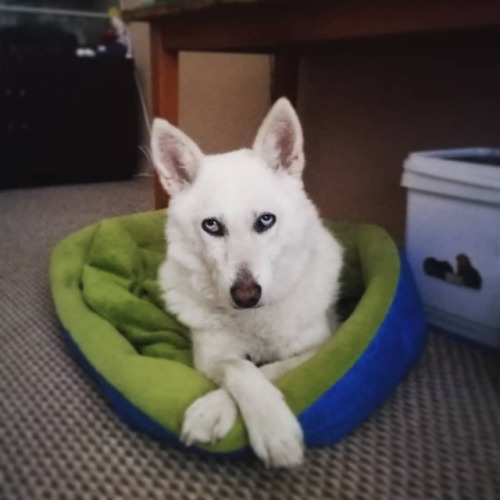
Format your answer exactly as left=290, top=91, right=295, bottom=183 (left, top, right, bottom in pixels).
left=62, top=250, right=427, bottom=458
left=300, top=250, right=427, bottom=446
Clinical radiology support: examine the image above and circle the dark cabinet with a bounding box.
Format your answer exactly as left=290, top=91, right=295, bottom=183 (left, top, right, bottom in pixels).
left=1, top=55, right=139, bottom=188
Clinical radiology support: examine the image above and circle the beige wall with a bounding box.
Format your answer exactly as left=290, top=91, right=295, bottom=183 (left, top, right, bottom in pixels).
left=179, top=53, right=271, bottom=153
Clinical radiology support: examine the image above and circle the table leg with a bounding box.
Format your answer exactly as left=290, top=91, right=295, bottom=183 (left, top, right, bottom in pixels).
left=150, top=24, right=179, bottom=209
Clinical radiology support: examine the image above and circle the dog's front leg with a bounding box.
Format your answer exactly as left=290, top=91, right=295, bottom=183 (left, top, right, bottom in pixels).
left=181, top=386, right=238, bottom=446
left=221, top=358, right=304, bottom=467
left=259, top=349, right=317, bottom=382
left=180, top=353, right=312, bottom=454
left=181, top=331, right=304, bottom=467
left=181, top=355, right=304, bottom=467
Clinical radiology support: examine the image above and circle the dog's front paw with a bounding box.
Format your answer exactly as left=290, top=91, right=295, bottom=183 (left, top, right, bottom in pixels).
left=181, top=388, right=238, bottom=446
left=245, top=396, right=304, bottom=468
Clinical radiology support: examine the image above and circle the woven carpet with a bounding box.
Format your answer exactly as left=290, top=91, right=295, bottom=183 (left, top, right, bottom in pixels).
left=1, top=179, right=499, bottom=499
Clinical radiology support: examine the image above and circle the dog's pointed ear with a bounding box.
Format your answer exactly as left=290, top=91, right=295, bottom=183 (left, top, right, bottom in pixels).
left=151, top=118, right=203, bottom=195
left=253, top=97, right=305, bottom=179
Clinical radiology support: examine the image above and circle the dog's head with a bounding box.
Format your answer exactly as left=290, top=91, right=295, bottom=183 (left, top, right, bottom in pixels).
left=151, top=98, right=319, bottom=310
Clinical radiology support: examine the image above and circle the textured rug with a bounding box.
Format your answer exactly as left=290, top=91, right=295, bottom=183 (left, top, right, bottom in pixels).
left=1, top=179, right=499, bottom=499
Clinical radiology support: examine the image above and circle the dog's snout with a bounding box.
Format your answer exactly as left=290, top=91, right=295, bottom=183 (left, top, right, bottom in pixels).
left=230, top=271, right=261, bottom=309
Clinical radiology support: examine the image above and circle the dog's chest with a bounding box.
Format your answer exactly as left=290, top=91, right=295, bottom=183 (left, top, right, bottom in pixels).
left=230, top=311, right=296, bottom=364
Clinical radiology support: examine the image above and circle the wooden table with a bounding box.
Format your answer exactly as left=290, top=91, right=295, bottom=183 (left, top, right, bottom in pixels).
left=123, top=1, right=500, bottom=208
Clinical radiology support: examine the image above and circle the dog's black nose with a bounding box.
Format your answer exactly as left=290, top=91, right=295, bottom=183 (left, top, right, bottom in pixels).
left=230, top=276, right=262, bottom=309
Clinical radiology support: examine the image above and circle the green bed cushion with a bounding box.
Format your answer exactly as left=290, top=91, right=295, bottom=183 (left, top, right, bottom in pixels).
left=50, top=210, right=399, bottom=452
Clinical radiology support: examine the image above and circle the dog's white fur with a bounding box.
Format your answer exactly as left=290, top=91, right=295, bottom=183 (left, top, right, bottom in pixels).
left=151, top=98, right=343, bottom=468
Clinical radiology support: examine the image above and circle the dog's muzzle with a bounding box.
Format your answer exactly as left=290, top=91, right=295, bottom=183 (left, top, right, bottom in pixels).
left=230, top=271, right=262, bottom=309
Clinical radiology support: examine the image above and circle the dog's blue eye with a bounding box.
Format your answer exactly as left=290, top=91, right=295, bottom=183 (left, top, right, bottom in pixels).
left=254, top=213, right=276, bottom=233
left=202, top=218, right=225, bottom=237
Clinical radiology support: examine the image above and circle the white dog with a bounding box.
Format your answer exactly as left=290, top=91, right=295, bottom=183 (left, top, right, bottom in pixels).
left=151, top=98, right=343, bottom=468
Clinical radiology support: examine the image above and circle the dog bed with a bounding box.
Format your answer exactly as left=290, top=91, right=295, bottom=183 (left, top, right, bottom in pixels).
left=50, top=210, right=426, bottom=455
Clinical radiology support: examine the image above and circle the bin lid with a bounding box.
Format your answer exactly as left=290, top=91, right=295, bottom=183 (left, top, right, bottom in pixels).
left=403, top=148, right=500, bottom=191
